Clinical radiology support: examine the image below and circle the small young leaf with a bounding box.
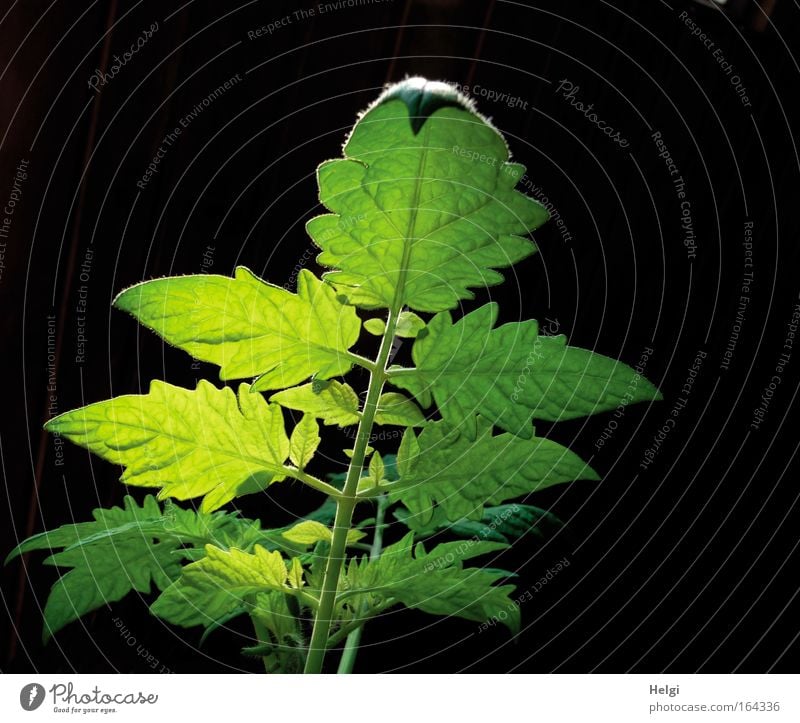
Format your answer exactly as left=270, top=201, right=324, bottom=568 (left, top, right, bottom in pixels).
left=288, top=558, right=306, bottom=589
left=374, top=392, right=426, bottom=427
left=368, top=452, right=385, bottom=485
left=270, top=381, right=360, bottom=426
left=289, top=414, right=320, bottom=469
left=396, top=428, right=420, bottom=478
left=281, top=520, right=365, bottom=547
left=391, top=417, right=598, bottom=524
left=113, top=267, right=361, bottom=391
left=344, top=446, right=374, bottom=459
left=363, top=318, right=386, bottom=336
left=390, top=303, right=662, bottom=437
left=395, top=310, right=426, bottom=338
left=44, top=380, right=291, bottom=512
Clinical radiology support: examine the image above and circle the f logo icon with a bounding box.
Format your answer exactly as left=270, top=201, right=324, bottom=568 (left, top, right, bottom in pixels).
left=19, top=683, right=44, bottom=711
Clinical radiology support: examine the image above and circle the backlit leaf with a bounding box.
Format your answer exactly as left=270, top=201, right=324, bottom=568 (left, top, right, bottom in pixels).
left=363, top=318, right=386, bottom=336
left=395, top=310, right=426, bottom=338
left=114, top=267, right=361, bottom=391
left=289, top=414, right=320, bottom=469
left=150, top=544, right=290, bottom=628
left=281, top=520, right=365, bottom=547
left=308, top=77, right=548, bottom=312
left=374, top=392, right=426, bottom=427
left=44, top=381, right=291, bottom=512
left=270, top=380, right=360, bottom=426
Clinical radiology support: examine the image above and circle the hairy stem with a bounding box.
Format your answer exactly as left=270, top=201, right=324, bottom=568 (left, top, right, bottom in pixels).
left=250, top=616, right=272, bottom=673
left=336, top=494, right=388, bottom=674
left=303, top=311, right=400, bottom=674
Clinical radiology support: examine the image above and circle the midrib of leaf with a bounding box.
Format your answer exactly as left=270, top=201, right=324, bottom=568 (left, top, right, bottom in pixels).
left=389, top=122, right=432, bottom=318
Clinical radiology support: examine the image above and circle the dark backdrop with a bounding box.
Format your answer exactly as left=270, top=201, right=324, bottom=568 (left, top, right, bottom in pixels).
left=1, top=0, right=799, bottom=673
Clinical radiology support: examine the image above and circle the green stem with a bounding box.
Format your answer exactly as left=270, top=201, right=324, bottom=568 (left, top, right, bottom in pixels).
left=336, top=494, right=388, bottom=674
left=303, top=124, right=429, bottom=674
left=303, top=311, right=401, bottom=674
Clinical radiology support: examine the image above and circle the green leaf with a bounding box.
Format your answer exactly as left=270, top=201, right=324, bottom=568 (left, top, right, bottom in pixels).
left=390, top=417, right=598, bottom=524
left=344, top=446, right=374, bottom=459
left=113, top=267, right=361, bottom=391
left=338, top=532, right=518, bottom=632
left=270, top=381, right=360, bottom=426
left=44, top=380, right=291, bottom=512
left=288, top=558, right=306, bottom=589
left=5, top=495, right=241, bottom=642
left=307, top=78, right=548, bottom=312
left=390, top=303, right=662, bottom=437
left=395, top=310, right=426, bottom=338
left=281, top=520, right=365, bottom=546
left=365, top=312, right=423, bottom=339
left=374, top=392, right=425, bottom=427
left=363, top=318, right=386, bottom=336
left=368, top=452, right=385, bottom=484
left=289, top=414, right=320, bottom=469
left=150, top=544, right=291, bottom=628
left=394, top=503, right=563, bottom=544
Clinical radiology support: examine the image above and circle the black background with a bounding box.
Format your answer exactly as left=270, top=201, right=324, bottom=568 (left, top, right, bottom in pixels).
left=1, top=0, right=799, bottom=674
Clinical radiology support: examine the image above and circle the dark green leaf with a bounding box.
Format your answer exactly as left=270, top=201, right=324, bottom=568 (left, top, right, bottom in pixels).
left=390, top=303, right=662, bottom=436
left=390, top=416, right=597, bottom=524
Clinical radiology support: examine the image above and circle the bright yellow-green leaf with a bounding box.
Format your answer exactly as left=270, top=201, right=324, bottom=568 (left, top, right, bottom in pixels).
left=44, top=380, right=291, bottom=512
left=344, top=446, right=374, bottom=459
left=363, top=318, right=386, bottom=336
left=368, top=452, right=385, bottom=484
left=307, top=78, right=548, bottom=312
left=289, top=414, right=320, bottom=469
left=365, top=313, right=423, bottom=339
left=113, top=267, right=361, bottom=391
left=288, top=558, right=305, bottom=589
left=150, top=544, right=289, bottom=628
left=281, top=520, right=365, bottom=546
left=270, top=380, right=360, bottom=426
left=374, top=392, right=425, bottom=427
